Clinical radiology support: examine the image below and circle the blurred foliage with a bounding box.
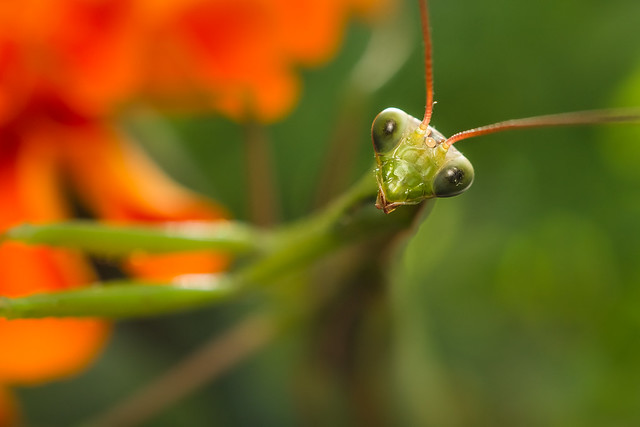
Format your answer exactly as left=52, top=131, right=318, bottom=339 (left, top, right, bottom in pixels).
left=16, top=0, right=640, bottom=425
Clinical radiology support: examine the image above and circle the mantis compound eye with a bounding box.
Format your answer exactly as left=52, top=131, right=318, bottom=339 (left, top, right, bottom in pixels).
left=371, top=108, right=410, bottom=154
left=433, top=156, right=475, bottom=197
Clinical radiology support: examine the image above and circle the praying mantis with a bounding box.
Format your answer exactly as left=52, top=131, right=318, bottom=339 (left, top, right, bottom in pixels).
left=372, top=0, right=640, bottom=213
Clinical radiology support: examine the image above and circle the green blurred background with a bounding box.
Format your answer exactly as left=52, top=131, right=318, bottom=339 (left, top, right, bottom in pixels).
left=17, top=0, right=640, bottom=425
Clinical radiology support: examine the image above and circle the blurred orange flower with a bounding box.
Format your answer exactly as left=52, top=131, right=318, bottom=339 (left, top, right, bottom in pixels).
left=0, top=0, right=389, bottom=423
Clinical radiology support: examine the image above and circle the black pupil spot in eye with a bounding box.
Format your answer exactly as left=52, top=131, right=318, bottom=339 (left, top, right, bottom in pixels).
left=383, top=120, right=396, bottom=135
left=446, top=167, right=464, bottom=185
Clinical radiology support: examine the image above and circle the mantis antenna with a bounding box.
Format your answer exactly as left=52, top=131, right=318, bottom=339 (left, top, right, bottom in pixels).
left=444, top=109, right=640, bottom=147
left=419, top=0, right=434, bottom=131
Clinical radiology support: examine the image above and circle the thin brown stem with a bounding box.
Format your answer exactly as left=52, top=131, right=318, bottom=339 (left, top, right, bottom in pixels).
left=85, top=314, right=278, bottom=427
left=245, top=122, right=280, bottom=226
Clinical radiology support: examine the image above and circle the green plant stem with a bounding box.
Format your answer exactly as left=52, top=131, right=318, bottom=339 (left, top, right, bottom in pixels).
left=0, top=279, right=234, bottom=318
left=0, top=169, right=427, bottom=319
left=3, top=221, right=266, bottom=256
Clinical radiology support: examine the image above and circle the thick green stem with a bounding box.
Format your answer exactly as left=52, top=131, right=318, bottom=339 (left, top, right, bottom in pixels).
left=0, top=169, right=427, bottom=319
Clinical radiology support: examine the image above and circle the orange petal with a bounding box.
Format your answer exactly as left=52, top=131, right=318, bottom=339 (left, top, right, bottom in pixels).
left=208, top=65, right=300, bottom=122
left=0, top=243, right=92, bottom=295
left=0, top=317, right=109, bottom=384
left=273, top=0, right=346, bottom=66
left=0, top=39, right=34, bottom=127
left=14, top=128, right=68, bottom=222
left=0, top=124, right=68, bottom=227
left=249, top=67, right=300, bottom=123
left=48, top=1, right=143, bottom=116
left=127, top=251, right=229, bottom=281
